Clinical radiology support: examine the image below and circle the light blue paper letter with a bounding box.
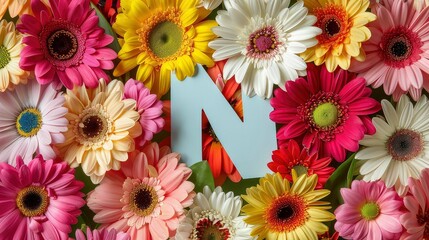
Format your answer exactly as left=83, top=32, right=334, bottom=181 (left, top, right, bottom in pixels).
left=171, top=65, right=277, bottom=178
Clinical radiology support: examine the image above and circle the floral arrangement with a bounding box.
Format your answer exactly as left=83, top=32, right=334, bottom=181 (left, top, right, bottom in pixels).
left=1, top=0, right=429, bottom=239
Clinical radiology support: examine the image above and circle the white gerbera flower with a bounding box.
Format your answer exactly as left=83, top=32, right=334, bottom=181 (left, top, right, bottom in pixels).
left=175, top=186, right=254, bottom=240
left=199, top=0, right=223, bottom=10
left=356, top=95, right=429, bottom=196
left=208, top=0, right=321, bottom=98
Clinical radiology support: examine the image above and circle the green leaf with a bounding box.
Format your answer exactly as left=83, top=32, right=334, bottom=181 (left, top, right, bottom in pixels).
left=221, top=177, right=260, bottom=197
left=91, top=3, right=121, bottom=53
left=189, top=161, right=215, bottom=193
left=347, top=156, right=357, bottom=188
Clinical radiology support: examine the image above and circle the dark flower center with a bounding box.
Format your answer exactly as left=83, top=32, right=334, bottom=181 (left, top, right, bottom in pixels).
left=266, top=194, right=307, bottom=232
left=387, top=129, right=423, bottom=161
left=417, top=209, right=429, bottom=238
left=16, top=186, right=49, bottom=217
left=134, top=188, right=153, bottom=211
left=247, top=26, right=280, bottom=59
left=47, top=29, right=78, bottom=60
left=81, top=115, right=105, bottom=138
left=277, top=204, right=294, bottom=221
left=130, top=184, right=158, bottom=217
left=325, top=18, right=341, bottom=37
left=390, top=41, right=408, bottom=58
left=195, top=218, right=230, bottom=240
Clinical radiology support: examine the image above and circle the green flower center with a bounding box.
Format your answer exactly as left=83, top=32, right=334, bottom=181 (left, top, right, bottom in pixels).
left=292, top=165, right=308, bottom=177
left=149, top=21, right=183, bottom=59
left=0, top=45, right=11, bottom=69
left=312, top=102, right=338, bottom=128
left=16, top=108, right=43, bottom=137
left=361, top=202, right=380, bottom=220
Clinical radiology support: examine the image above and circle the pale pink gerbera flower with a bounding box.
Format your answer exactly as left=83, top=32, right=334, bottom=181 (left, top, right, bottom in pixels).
left=17, top=0, right=117, bottom=89
left=75, top=227, right=130, bottom=240
left=400, top=168, right=429, bottom=239
left=0, top=155, right=85, bottom=240
left=335, top=180, right=404, bottom=240
left=349, top=0, right=429, bottom=101
left=124, top=79, right=164, bottom=147
left=87, top=142, right=195, bottom=240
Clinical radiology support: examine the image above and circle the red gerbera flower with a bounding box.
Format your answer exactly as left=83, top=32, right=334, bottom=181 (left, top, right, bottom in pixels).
left=268, top=139, right=335, bottom=189
left=270, top=64, right=381, bottom=162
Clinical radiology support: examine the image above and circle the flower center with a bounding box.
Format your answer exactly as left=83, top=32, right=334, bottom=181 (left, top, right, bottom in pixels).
left=360, top=202, right=379, bottom=220
left=387, top=129, right=423, bottom=161
left=292, top=165, right=308, bottom=177
left=417, top=209, right=429, bottom=238
left=194, top=218, right=230, bottom=240
left=47, top=29, right=78, bottom=60
left=246, top=26, right=280, bottom=60
left=16, top=108, right=42, bottom=137
left=129, top=184, right=158, bottom=217
left=16, top=186, right=49, bottom=217
left=0, top=45, right=11, bottom=69
left=265, top=194, right=307, bottom=232
left=76, top=106, right=112, bottom=146
left=149, top=21, right=183, bottom=59
left=312, top=102, right=338, bottom=128
left=314, top=4, right=350, bottom=46
left=381, top=26, right=422, bottom=68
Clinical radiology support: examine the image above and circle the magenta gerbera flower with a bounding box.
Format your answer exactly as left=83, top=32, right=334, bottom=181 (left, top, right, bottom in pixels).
left=0, top=155, right=85, bottom=239
left=17, top=0, right=117, bottom=89
left=87, top=142, right=195, bottom=240
left=349, top=0, right=429, bottom=101
left=75, top=227, right=130, bottom=240
left=335, top=180, right=404, bottom=240
left=124, top=79, right=165, bottom=147
left=270, top=64, right=381, bottom=162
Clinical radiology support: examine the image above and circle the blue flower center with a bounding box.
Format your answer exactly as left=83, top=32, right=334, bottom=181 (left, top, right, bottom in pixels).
left=16, top=108, right=42, bottom=137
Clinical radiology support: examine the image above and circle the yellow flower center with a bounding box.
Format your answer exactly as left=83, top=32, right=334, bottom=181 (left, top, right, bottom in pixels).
left=0, top=45, right=10, bottom=69
left=360, top=202, right=379, bottom=220
left=312, top=102, right=338, bottom=128
left=16, top=186, right=49, bottom=217
left=129, top=184, right=158, bottom=217
left=16, top=108, right=43, bottom=137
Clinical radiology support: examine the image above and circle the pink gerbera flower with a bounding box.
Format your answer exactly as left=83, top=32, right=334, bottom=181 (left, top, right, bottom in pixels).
left=75, top=227, right=130, bottom=240
left=0, top=155, right=85, bottom=239
left=17, top=0, right=117, bottom=89
left=124, top=79, right=165, bottom=147
left=335, top=180, right=404, bottom=240
left=400, top=168, right=429, bottom=239
left=87, top=142, right=195, bottom=240
left=268, top=139, right=335, bottom=189
left=270, top=64, right=381, bottom=162
left=349, top=0, right=429, bottom=101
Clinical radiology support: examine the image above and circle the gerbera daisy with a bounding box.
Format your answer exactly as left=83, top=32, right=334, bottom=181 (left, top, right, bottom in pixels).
left=209, top=0, right=321, bottom=98
left=0, top=155, right=85, bottom=239
left=350, top=0, right=429, bottom=101
left=124, top=79, right=165, bottom=147
left=56, top=79, right=141, bottom=184
left=87, top=142, right=195, bottom=240
left=268, top=139, right=335, bottom=189
left=301, top=0, right=376, bottom=72
left=198, top=0, right=223, bottom=10
left=75, top=227, right=130, bottom=240
left=17, top=0, right=117, bottom=89
left=0, top=20, right=29, bottom=91
left=241, top=172, right=335, bottom=240
left=203, top=60, right=242, bottom=185
left=356, top=95, right=429, bottom=196
left=335, top=180, right=404, bottom=240
left=401, top=168, right=429, bottom=239
left=0, top=80, right=67, bottom=165
left=270, top=64, right=380, bottom=162
left=0, top=0, right=31, bottom=19
left=175, top=186, right=252, bottom=240
left=113, top=0, right=217, bottom=98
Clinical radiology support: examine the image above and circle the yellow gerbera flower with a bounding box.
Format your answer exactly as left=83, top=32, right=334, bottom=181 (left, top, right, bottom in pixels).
left=301, top=0, right=376, bottom=72
left=0, top=20, right=29, bottom=91
left=241, top=172, right=335, bottom=240
left=56, top=79, right=142, bottom=184
left=113, top=0, right=217, bottom=98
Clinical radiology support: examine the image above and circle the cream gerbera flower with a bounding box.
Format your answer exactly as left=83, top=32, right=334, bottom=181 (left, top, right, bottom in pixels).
left=56, top=79, right=142, bottom=184
left=241, top=172, right=335, bottom=240
left=301, top=0, right=376, bottom=72
left=175, top=186, right=253, bottom=240
left=356, top=95, right=429, bottom=196
left=0, top=20, right=28, bottom=91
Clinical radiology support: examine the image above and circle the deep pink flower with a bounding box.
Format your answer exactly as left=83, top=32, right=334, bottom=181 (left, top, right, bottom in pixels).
left=270, top=64, right=380, bottom=162
left=400, top=168, right=429, bottom=240
left=0, top=155, right=85, bottom=239
left=124, top=79, right=164, bottom=147
left=87, top=142, right=195, bottom=240
left=75, top=227, right=130, bottom=240
left=17, top=0, right=117, bottom=89
left=335, top=180, right=404, bottom=240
